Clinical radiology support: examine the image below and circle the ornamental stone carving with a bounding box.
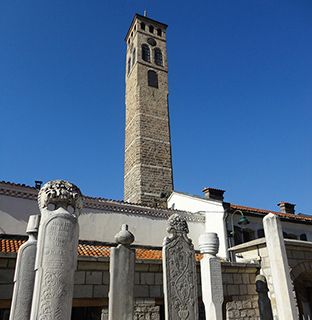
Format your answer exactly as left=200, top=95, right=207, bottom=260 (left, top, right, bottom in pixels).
left=38, top=180, right=83, bottom=213
left=162, top=214, right=198, bottom=320
left=30, top=180, right=81, bottom=320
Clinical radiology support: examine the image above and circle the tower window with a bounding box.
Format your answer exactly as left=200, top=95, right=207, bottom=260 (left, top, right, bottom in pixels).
left=149, top=25, right=154, bottom=33
left=142, top=44, right=150, bottom=62
left=148, top=70, right=158, bottom=88
left=128, top=58, right=131, bottom=75
left=140, top=22, right=145, bottom=30
left=132, top=48, right=136, bottom=66
left=157, top=28, right=162, bottom=37
left=154, top=48, right=163, bottom=66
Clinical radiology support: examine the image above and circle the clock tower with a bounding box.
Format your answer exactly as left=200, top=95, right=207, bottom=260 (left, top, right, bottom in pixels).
left=124, top=14, right=173, bottom=207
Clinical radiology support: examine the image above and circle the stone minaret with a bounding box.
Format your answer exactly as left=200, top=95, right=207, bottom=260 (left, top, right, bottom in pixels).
left=124, top=14, right=173, bottom=207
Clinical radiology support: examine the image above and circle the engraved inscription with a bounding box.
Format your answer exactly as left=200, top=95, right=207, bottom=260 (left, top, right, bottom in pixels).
left=163, top=214, right=198, bottom=320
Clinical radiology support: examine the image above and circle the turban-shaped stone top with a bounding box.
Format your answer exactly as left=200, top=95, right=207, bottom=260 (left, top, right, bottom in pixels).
left=167, top=213, right=189, bottom=235
left=38, top=180, right=83, bottom=212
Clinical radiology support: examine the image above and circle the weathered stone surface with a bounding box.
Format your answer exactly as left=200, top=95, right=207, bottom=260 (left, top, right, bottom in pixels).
left=263, top=213, right=298, bottom=320
left=199, top=232, right=223, bottom=320
left=162, top=214, right=198, bottom=320
left=109, top=224, right=135, bottom=320
left=30, top=180, right=82, bottom=320
left=9, top=214, right=40, bottom=320
left=256, top=274, right=273, bottom=320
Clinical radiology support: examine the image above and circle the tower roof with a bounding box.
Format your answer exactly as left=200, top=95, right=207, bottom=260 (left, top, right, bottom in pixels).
left=125, top=13, right=168, bottom=41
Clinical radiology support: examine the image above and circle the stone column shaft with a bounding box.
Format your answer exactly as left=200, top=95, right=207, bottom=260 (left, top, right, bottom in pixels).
left=263, top=213, right=298, bottom=320
left=199, top=232, right=223, bottom=320
left=9, top=215, right=40, bottom=320
left=108, top=224, right=135, bottom=320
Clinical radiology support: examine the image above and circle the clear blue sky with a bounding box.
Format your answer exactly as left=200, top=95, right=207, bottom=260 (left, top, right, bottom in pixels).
left=1, top=1, right=311, bottom=213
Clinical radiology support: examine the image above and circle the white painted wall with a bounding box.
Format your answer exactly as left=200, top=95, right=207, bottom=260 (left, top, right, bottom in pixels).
left=79, top=211, right=205, bottom=248
left=0, top=194, right=205, bottom=248
left=168, top=192, right=228, bottom=259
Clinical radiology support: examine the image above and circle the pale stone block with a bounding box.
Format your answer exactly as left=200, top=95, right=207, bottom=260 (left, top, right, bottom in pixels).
left=93, top=284, right=109, bottom=298
left=74, top=271, right=86, bottom=284
left=149, top=285, right=162, bottom=298
left=134, top=285, right=149, bottom=298
left=73, top=284, right=93, bottom=298
left=233, top=273, right=242, bottom=284
left=102, top=271, right=110, bottom=285
left=86, top=271, right=102, bottom=284
left=140, top=272, right=154, bottom=285
left=0, top=269, right=14, bottom=284
left=0, top=284, right=13, bottom=299
left=0, top=259, right=8, bottom=268
left=154, top=273, right=162, bottom=285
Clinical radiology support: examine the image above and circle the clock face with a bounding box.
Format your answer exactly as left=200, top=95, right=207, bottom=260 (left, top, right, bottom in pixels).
left=147, top=38, right=157, bottom=47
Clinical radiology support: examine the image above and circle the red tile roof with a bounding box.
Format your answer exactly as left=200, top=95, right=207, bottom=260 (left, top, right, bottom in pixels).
left=230, top=204, right=312, bottom=223
left=0, top=238, right=202, bottom=261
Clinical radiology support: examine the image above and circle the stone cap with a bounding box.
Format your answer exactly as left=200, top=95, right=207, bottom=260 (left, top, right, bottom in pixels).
left=26, top=215, right=40, bottom=234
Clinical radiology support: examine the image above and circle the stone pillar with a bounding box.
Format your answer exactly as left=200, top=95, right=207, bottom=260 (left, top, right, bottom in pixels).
left=256, top=275, right=273, bottom=320
left=9, top=214, right=40, bottom=320
left=30, top=180, right=82, bottom=320
left=108, top=224, right=135, bottom=320
left=162, top=214, right=199, bottom=320
left=198, top=232, right=223, bottom=320
left=263, top=213, right=298, bottom=320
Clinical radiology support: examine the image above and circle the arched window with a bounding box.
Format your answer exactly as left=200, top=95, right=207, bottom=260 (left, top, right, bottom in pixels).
left=132, top=48, right=136, bottom=66
left=142, top=44, right=150, bottom=62
left=149, top=25, right=154, bottom=33
left=140, top=22, right=145, bottom=30
left=148, top=70, right=158, bottom=88
left=128, top=58, right=131, bottom=75
left=154, top=48, right=163, bottom=66
left=157, top=28, right=162, bottom=37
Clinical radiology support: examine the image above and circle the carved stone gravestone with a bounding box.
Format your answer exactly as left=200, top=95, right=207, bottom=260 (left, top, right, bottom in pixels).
left=162, top=214, right=199, bottom=320
left=198, top=232, right=223, bottom=320
left=256, top=275, right=273, bottom=320
left=9, top=214, right=40, bottom=320
left=30, top=180, right=82, bottom=320
left=108, top=224, right=135, bottom=320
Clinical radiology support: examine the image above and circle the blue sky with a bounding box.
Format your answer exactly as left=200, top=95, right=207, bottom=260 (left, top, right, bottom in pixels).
left=1, top=1, right=311, bottom=213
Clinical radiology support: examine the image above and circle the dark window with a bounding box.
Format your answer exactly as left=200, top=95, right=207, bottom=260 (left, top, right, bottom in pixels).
left=140, top=22, right=145, bottom=30
left=148, top=70, right=158, bottom=88
left=149, top=25, right=154, bottom=33
left=154, top=48, right=163, bottom=66
left=242, top=229, right=256, bottom=242
left=128, top=58, right=131, bottom=74
left=132, top=48, right=136, bottom=66
left=142, top=44, right=150, bottom=62
left=300, top=233, right=308, bottom=241
left=157, top=28, right=162, bottom=36
left=257, top=229, right=265, bottom=238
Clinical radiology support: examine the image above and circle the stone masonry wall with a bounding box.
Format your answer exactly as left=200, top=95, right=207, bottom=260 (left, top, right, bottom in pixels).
left=0, top=255, right=260, bottom=320
left=124, top=15, right=173, bottom=207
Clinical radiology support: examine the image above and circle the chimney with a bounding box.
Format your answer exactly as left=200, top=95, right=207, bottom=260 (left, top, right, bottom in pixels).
left=278, top=202, right=295, bottom=214
left=202, top=187, right=225, bottom=201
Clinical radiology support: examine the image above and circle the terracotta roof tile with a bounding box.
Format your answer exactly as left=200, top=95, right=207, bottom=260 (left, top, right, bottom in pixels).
left=230, top=204, right=312, bottom=222
left=0, top=238, right=202, bottom=261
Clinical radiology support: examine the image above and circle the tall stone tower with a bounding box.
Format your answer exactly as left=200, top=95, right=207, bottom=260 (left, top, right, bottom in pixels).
left=124, top=14, right=173, bottom=207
